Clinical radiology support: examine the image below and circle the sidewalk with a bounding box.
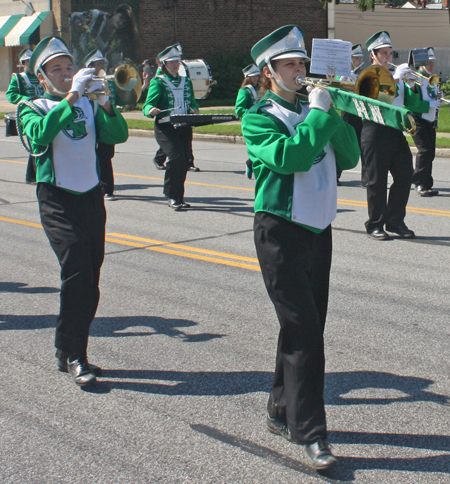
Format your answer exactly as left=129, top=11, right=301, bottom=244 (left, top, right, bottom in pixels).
left=2, top=94, right=450, bottom=155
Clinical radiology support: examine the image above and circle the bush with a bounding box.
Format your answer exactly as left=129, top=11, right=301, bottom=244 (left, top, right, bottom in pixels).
left=441, top=78, right=450, bottom=96
left=206, top=51, right=254, bottom=101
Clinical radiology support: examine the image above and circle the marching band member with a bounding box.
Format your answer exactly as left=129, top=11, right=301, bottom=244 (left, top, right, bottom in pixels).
left=84, top=49, right=119, bottom=201
left=362, top=31, right=420, bottom=240
left=411, top=47, right=440, bottom=197
left=338, top=44, right=364, bottom=185
left=143, top=44, right=199, bottom=210
left=241, top=25, right=360, bottom=470
left=7, top=49, right=44, bottom=184
left=235, top=64, right=260, bottom=179
left=19, top=36, right=128, bottom=386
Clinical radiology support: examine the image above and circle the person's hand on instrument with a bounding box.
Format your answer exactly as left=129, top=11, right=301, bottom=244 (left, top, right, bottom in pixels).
left=149, top=107, right=161, bottom=116
left=308, top=87, right=332, bottom=113
left=429, top=99, right=441, bottom=109
left=96, top=94, right=109, bottom=107
left=86, top=80, right=105, bottom=94
left=69, top=68, right=96, bottom=99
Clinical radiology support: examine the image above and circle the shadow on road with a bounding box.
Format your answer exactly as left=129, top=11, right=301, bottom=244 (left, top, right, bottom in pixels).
left=0, top=282, right=59, bottom=294
left=0, top=313, right=225, bottom=343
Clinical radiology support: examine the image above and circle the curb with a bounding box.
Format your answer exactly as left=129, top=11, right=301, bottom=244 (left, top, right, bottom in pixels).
left=129, top=128, right=246, bottom=145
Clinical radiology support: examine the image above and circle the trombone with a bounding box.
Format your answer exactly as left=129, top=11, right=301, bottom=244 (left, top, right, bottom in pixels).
left=388, top=62, right=440, bottom=88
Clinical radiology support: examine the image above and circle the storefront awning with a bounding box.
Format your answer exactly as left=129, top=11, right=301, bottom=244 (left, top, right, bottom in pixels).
left=0, top=15, right=24, bottom=47
left=5, top=12, right=51, bottom=47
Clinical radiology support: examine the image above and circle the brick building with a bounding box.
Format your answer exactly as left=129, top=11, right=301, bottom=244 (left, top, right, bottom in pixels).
left=137, top=0, right=327, bottom=62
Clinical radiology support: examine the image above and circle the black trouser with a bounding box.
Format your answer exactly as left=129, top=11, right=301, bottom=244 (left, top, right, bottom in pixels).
left=154, top=147, right=167, bottom=166
left=361, top=121, right=413, bottom=232
left=412, top=116, right=436, bottom=190
left=154, top=122, right=191, bottom=200
left=97, top=142, right=115, bottom=195
left=254, top=212, right=332, bottom=444
left=37, top=183, right=106, bottom=357
left=341, top=112, right=363, bottom=181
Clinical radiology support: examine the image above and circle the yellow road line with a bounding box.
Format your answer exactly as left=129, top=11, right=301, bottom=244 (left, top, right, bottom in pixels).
left=2, top=159, right=450, bottom=216
left=0, top=215, right=42, bottom=228
left=107, top=233, right=259, bottom=263
left=105, top=236, right=260, bottom=271
left=337, top=198, right=450, bottom=216
left=0, top=214, right=260, bottom=271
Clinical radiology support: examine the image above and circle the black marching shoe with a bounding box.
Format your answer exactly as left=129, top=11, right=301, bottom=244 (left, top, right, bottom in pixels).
left=367, top=228, right=391, bottom=241
left=153, top=160, right=166, bottom=170
left=385, top=224, right=415, bottom=239
left=168, top=199, right=183, bottom=210
left=57, top=356, right=102, bottom=377
left=188, top=166, right=200, bottom=172
left=180, top=200, right=191, bottom=209
left=266, top=415, right=294, bottom=442
left=67, top=358, right=97, bottom=387
left=416, top=185, right=439, bottom=197
left=305, top=439, right=339, bottom=471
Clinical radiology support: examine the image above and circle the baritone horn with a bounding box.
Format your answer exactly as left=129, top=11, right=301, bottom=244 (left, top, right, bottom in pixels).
left=86, top=64, right=142, bottom=104
left=295, top=65, right=396, bottom=104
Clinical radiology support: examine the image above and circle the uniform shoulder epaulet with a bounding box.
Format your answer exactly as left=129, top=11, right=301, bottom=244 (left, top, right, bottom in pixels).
left=247, top=98, right=271, bottom=115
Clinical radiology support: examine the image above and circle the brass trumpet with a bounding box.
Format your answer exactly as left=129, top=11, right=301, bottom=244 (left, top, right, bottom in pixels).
left=388, top=63, right=440, bottom=88
left=66, top=64, right=142, bottom=104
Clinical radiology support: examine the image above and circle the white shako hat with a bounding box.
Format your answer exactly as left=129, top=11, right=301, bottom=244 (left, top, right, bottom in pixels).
left=158, top=43, right=183, bottom=63
left=30, top=36, right=74, bottom=75
left=18, top=48, right=33, bottom=64
left=251, top=25, right=310, bottom=69
left=426, top=47, right=436, bottom=60
left=84, top=49, right=107, bottom=67
left=352, top=44, right=363, bottom=57
left=242, top=64, right=260, bottom=77
left=366, top=31, right=392, bottom=53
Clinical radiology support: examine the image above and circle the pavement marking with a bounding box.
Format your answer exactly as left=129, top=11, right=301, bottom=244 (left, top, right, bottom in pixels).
left=2, top=159, right=450, bottom=217
left=105, top=233, right=261, bottom=271
left=0, top=215, right=261, bottom=271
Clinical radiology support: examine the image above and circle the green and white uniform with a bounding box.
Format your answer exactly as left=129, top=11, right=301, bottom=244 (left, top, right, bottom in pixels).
left=6, top=71, right=44, bottom=104
left=235, top=85, right=258, bottom=119
left=242, top=90, right=360, bottom=231
left=143, top=72, right=198, bottom=119
left=411, top=77, right=440, bottom=190
left=20, top=93, right=128, bottom=193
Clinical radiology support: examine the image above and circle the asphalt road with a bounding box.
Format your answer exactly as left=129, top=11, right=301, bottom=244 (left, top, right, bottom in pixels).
left=1, top=132, right=449, bottom=484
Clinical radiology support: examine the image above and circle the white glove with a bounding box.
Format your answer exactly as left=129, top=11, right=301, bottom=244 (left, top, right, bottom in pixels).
left=96, top=94, right=109, bottom=106
left=393, top=63, right=412, bottom=81
left=429, top=99, right=441, bottom=109
left=86, top=80, right=104, bottom=93
left=69, top=68, right=95, bottom=98
left=308, top=87, right=332, bottom=113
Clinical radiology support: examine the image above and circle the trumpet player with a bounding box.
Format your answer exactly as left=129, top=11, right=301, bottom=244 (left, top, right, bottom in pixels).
left=362, top=31, right=420, bottom=240
left=411, top=47, right=440, bottom=197
left=19, top=36, right=128, bottom=386
left=84, top=50, right=118, bottom=201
